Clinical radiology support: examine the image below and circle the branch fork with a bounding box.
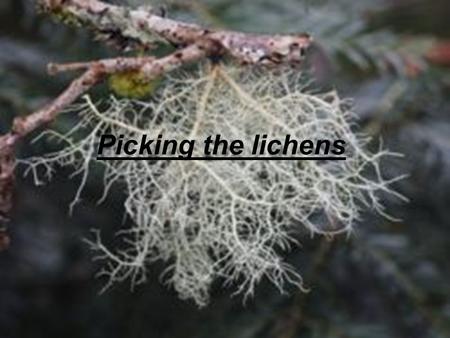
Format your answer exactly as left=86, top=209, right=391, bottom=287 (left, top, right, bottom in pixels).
left=0, top=0, right=312, bottom=246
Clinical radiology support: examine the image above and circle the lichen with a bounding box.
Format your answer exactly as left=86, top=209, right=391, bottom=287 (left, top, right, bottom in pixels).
left=108, top=70, right=161, bottom=98
left=22, top=63, right=405, bottom=307
left=48, top=7, right=85, bottom=27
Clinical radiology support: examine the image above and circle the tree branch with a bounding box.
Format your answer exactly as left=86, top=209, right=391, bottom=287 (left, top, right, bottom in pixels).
left=0, top=43, right=211, bottom=238
left=40, top=0, right=312, bottom=66
left=0, top=0, right=312, bottom=247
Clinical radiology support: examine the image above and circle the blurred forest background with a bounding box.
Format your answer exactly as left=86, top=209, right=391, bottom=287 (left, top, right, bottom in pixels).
left=0, top=0, right=449, bottom=337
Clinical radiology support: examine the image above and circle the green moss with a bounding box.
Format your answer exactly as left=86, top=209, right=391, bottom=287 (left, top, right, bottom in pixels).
left=108, top=70, right=161, bottom=99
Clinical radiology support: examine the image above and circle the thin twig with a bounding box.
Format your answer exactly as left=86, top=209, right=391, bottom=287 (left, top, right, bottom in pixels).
left=0, top=43, right=213, bottom=234
left=0, top=0, right=312, bottom=245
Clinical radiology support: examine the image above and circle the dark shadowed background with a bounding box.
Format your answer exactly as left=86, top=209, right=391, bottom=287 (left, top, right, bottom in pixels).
left=0, top=0, right=449, bottom=337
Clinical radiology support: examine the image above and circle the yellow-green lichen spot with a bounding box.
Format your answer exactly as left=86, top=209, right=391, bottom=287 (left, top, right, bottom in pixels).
left=108, top=70, right=161, bottom=99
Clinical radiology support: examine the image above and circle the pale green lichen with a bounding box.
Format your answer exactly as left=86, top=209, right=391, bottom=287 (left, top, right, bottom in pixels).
left=22, top=63, right=405, bottom=307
